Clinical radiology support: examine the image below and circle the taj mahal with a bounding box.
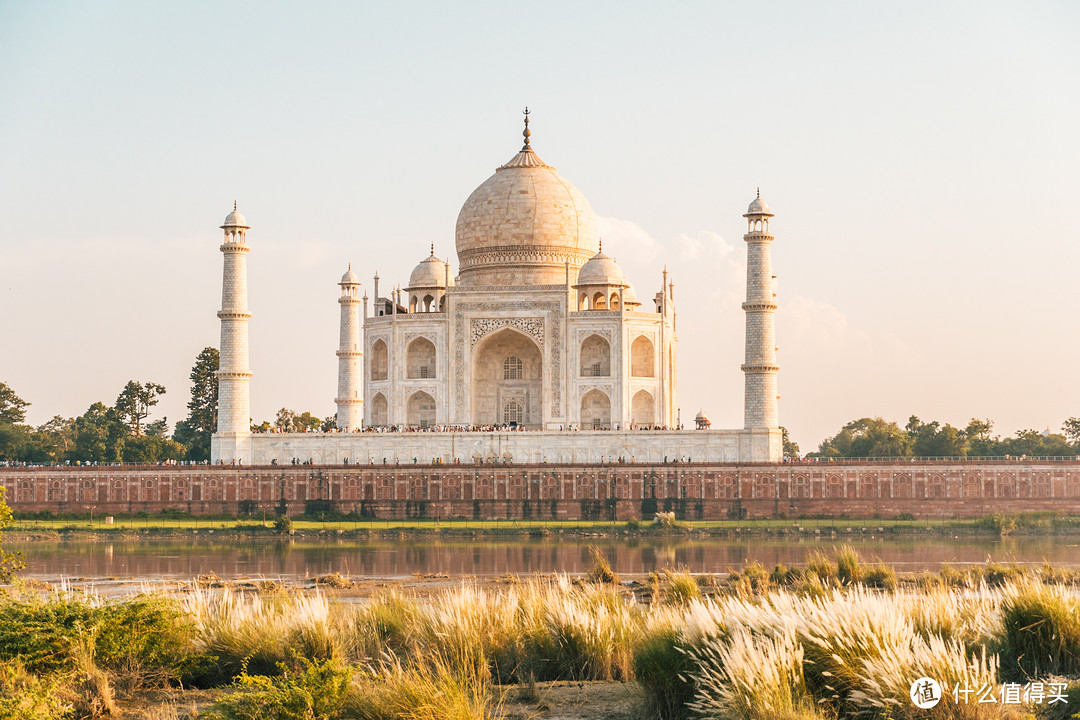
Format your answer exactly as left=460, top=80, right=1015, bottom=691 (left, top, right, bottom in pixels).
left=210, top=112, right=782, bottom=465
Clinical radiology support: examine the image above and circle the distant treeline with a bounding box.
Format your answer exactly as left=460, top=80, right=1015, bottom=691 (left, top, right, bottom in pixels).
left=810, top=416, right=1080, bottom=459
left=0, top=347, right=340, bottom=465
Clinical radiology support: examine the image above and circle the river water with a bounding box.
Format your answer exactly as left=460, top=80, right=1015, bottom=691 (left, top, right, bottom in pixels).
left=10, top=534, right=1080, bottom=583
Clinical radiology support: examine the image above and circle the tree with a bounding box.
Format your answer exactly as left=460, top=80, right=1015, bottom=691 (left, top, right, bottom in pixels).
left=174, top=347, right=219, bottom=461
left=0, top=422, right=31, bottom=462
left=72, top=402, right=125, bottom=463
left=28, top=416, right=76, bottom=464
left=1000, top=429, right=1073, bottom=457
left=295, top=412, right=321, bottom=432
left=906, top=415, right=967, bottom=457
left=813, top=417, right=913, bottom=458
left=964, top=418, right=998, bottom=456
left=114, top=381, right=166, bottom=436
left=0, top=487, right=25, bottom=582
left=1063, top=418, right=1080, bottom=447
left=321, top=414, right=337, bottom=433
left=780, top=426, right=800, bottom=459
left=121, top=434, right=185, bottom=464
left=275, top=408, right=297, bottom=432
left=0, top=383, right=29, bottom=425
left=0, top=383, right=32, bottom=461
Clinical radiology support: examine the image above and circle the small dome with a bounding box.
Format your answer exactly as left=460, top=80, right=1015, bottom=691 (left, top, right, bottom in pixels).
left=576, top=250, right=626, bottom=287
left=695, top=409, right=709, bottom=421
left=221, top=202, right=249, bottom=228
left=340, top=265, right=359, bottom=285
left=745, top=191, right=773, bottom=217
left=408, top=251, right=450, bottom=289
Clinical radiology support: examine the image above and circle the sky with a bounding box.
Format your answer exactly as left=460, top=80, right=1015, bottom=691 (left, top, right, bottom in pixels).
left=1, top=1, right=1078, bottom=451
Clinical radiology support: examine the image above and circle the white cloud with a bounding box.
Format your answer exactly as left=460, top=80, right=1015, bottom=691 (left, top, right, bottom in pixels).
left=596, top=216, right=660, bottom=264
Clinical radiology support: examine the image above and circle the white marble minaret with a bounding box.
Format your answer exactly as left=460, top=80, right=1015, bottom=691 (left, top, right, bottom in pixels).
left=212, top=203, right=253, bottom=462
left=335, top=265, right=363, bottom=430
left=742, top=190, right=780, bottom=429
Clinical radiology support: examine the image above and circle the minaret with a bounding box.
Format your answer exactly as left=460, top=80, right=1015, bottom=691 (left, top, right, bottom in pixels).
left=214, top=202, right=253, bottom=462
left=742, top=189, right=779, bottom=429
left=336, top=264, right=363, bottom=431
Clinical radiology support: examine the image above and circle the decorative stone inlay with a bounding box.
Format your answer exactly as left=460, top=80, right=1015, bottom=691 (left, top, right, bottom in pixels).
left=578, top=383, right=614, bottom=400
left=470, top=317, right=544, bottom=348
left=454, top=301, right=563, bottom=418
left=367, top=334, right=388, bottom=350
left=404, top=331, right=436, bottom=345
left=403, top=384, right=439, bottom=399
left=576, top=328, right=614, bottom=344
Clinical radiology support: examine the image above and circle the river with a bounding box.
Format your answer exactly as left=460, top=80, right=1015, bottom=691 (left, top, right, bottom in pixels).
left=10, top=533, right=1080, bottom=584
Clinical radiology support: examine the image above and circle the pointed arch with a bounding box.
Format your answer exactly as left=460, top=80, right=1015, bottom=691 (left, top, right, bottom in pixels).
left=406, top=337, right=436, bottom=379
left=406, top=391, right=436, bottom=428
left=592, top=292, right=607, bottom=310
left=371, top=392, right=388, bottom=426
left=471, top=327, right=542, bottom=427
left=631, top=390, right=655, bottom=426
left=631, top=335, right=655, bottom=377
left=580, top=389, right=611, bottom=429
left=579, top=334, right=610, bottom=377
left=370, top=340, right=388, bottom=381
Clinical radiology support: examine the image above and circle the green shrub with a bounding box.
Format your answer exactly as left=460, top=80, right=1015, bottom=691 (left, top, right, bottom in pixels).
left=938, top=563, right=967, bottom=588
left=0, top=659, right=70, bottom=720
left=633, top=624, right=695, bottom=720
left=861, top=562, right=898, bottom=592
left=730, top=562, right=773, bottom=597
left=835, top=545, right=862, bottom=586
left=999, top=581, right=1080, bottom=680
left=586, top=546, right=619, bottom=585
left=770, top=563, right=804, bottom=587
left=0, top=593, right=205, bottom=688
left=804, top=551, right=837, bottom=584
left=983, top=561, right=1027, bottom=588
left=663, top=570, right=701, bottom=606
left=201, top=656, right=351, bottom=720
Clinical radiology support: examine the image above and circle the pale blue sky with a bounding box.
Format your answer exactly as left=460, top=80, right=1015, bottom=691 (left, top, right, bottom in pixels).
left=2, top=1, right=1078, bottom=449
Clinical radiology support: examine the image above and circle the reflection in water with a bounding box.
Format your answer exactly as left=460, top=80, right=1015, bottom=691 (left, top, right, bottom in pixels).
left=11, top=535, right=1080, bottom=582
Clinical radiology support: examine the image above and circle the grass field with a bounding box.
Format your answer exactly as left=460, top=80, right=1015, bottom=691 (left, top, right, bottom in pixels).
left=6, top=515, right=1033, bottom=533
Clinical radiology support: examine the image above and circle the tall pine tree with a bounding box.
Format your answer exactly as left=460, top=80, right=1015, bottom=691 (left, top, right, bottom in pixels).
left=174, top=347, right=219, bottom=461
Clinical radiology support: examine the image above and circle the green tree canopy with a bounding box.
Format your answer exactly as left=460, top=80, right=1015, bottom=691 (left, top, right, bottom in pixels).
left=0, top=382, right=29, bottom=425
left=173, top=347, right=219, bottom=461
left=780, top=426, right=800, bottom=459
left=272, top=408, right=322, bottom=433
left=72, top=402, right=125, bottom=463
left=114, top=381, right=166, bottom=436
left=814, top=417, right=913, bottom=458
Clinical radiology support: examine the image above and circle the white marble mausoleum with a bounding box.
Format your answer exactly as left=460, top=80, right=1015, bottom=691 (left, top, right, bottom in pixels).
left=211, top=112, right=782, bottom=465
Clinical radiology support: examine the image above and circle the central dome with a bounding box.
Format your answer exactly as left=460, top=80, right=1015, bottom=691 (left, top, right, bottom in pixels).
left=455, top=129, right=599, bottom=286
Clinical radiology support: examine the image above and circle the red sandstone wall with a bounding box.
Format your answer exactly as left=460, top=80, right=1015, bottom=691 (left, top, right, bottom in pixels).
left=2, top=461, right=1079, bottom=520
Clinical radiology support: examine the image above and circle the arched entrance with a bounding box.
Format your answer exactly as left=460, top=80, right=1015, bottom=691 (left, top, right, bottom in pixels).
left=580, top=389, right=611, bottom=429
left=471, top=328, right=542, bottom=427
left=370, top=392, right=388, bottom=426
left=406, top=391, right=436, bottom=428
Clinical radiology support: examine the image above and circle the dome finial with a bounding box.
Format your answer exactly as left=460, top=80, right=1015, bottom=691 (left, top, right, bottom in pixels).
left=233, top=200, right=237, bottom=211
left=430, top=242, right=435, bottom=256
left=522, top=106, right=531, bottom=150
left=756, top=187, right=760, bottom=199
left=599, top=238, right=602, bottom=253
left=347, top=262, right=351, bottom=271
